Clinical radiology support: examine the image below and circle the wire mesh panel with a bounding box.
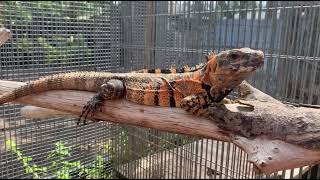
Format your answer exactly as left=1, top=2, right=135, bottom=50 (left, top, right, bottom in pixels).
left=113, top=1, right=320, bottom=179
left=0, top=1, right=122, bottom=179
left=0, top=1, right=320, bottom=179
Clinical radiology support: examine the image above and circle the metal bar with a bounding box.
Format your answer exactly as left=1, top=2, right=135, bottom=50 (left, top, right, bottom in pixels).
left=242, top=1, right=249, bottom=48
left=298, top=167, right=303, bottom=178
left=223, top=1, right=230, bottom=50
left=308, top=7, right=320, bottom=105
left=193, top=139, right=199, bottom=178
left=214, top=140, right=219, bottom=179
left=299, top=5, right=316, bottom=104
left=218, top=1, right=223, bottom=51
left=284, top=3, right=294, bottom=99
left=249, top=1, right=255, bottom=48
left=317, top=165, right=320, bottom=179
left=219, top=141, right=225, bottom=178
left=230, top=1, right=235, bottom=49
left=231, top=144, right=237, bottom=178
left=225, top=142, right=230, bottom=178
left=277, top=4, right=289, bottom=101
left=307, top=165, right=313, bottom=179
left=292, top=5, right=306, bottom=103
left=204, top=139, right=209, bottom=179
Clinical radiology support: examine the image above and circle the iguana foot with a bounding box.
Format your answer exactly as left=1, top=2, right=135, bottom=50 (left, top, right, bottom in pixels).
left=180, top=94, right=209, bottom=116
left=78, top=94, right=104, bottom=125
left=77, top=79, right=124, bottom=125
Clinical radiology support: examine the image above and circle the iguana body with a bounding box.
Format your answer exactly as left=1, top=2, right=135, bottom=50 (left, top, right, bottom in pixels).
left=0, top=48, right=264, bottom=124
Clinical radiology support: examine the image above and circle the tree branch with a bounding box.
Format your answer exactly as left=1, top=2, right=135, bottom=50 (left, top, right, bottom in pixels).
left=0, top=80, right=320, bottom=175
left=0, top=27, right=11, bottom=47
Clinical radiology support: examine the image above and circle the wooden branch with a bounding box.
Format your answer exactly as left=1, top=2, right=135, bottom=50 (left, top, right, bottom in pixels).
left=0, top=27, right=11, bottom=47
left=0, top=80, right=231, bottom=142
left=0, top=80, right=320, bottom=175
left=208, top=82, right=320, bottom=149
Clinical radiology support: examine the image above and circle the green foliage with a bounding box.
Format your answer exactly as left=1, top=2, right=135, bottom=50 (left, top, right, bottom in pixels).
left=2, top=1, right=110, bottom=63
left=79, top=155, right=111, bottom=179
left=6, top=140, right=47, bottom=179
left=6, top=139, right=112, bottom=179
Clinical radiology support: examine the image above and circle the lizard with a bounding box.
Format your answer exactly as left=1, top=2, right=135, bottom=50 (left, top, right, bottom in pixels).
left=0, top=47, right=264, bottom=125
left=133, top=51, right=259, bottom=106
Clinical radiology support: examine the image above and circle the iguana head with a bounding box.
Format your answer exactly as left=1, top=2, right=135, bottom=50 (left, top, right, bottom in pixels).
left=201, top=47, right=264, bottom=101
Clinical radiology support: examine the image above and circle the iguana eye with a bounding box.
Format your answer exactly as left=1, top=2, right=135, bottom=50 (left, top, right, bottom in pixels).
left=230, top=53, right=240, bottom=60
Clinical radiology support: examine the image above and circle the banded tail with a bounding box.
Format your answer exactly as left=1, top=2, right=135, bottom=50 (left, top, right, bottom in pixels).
left=0, top=72, right=112, bottom=105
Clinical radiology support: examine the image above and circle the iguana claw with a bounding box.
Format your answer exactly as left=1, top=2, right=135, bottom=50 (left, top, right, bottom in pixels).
left=78, top=94, right=104, bottom=125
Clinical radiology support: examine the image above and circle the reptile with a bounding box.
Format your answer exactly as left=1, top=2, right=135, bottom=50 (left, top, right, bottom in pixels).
left=0, top=47, right=264, bottom=124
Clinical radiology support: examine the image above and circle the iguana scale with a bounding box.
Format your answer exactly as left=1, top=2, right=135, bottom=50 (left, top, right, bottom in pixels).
left=0, top=48, right=264, bottom=124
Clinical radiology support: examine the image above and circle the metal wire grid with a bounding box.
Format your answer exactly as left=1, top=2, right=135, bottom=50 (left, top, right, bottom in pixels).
left=114, top=1, right=320, bottom=179
left=112, top=126, right=256, bottom=179
left=119, top=1, right=320, bottom=105
left=0, top=1, right=319, bottom=179
left=111, top=125, right=316, bottom=179
left=0, top=1, right=122, bottom=179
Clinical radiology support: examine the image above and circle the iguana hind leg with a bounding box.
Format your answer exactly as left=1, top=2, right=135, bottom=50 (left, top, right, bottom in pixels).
left=78, top=79, right=124, bottom=125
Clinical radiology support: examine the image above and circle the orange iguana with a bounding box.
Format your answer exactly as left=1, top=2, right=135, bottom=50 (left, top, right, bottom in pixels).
left=0, top=48, right=264, bottom=124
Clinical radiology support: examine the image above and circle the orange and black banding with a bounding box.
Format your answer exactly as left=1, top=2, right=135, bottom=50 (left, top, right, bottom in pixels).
left=167, top=81, right=176, bottom=107
left=153, top=83, right=160, bottom=106
left=201, top=82, right=213, bottom=102
left=142, top=64, right=205, bottom=74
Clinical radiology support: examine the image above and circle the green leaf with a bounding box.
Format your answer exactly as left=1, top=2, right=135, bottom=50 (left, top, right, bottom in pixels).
left=27, top=157, right=33, bottom=162
left=16, top=151, right=22, bottom=157
left=6, top=139, right=17, bottom=149
left=25, top=167, right=33, bottom=174
left=75, top=161, right=81, bottom=168
left=22, top=157, right=28, bottom=164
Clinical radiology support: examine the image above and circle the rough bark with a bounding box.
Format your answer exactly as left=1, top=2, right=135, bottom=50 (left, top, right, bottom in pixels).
left=207, top=81, right=320, bottom=149
left=0, top=80, right=320, bottom=174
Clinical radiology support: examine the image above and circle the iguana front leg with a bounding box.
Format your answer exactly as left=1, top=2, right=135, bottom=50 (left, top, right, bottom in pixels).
left=78, top=79, right=124, bottom=125
left=180, top=92, right=216, bottom=116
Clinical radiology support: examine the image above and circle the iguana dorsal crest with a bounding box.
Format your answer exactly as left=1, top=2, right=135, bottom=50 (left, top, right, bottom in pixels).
left=201, top=52, right=217, bottom=85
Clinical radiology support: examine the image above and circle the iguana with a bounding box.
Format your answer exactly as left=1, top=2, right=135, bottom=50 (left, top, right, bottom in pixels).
left=0, top=48, right=264, bottom=124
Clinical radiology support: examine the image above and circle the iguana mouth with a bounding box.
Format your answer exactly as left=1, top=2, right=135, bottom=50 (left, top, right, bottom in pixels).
left=250, top=50, right=264, bottom=67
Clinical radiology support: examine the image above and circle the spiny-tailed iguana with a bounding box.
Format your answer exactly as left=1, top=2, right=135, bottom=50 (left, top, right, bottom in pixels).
left=0, top=48, right=264, bottom=124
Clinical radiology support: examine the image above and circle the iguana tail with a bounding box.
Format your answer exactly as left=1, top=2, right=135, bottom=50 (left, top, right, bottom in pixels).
left=0, top=71, right=112, bottom=105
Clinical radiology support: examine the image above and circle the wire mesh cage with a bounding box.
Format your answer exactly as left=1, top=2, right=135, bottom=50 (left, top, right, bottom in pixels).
left=0, top=1, right=319, bottom=179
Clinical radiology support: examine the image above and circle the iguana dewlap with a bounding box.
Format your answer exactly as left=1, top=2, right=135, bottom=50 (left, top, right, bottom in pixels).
left=0, top=48, right=264, bottom=124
